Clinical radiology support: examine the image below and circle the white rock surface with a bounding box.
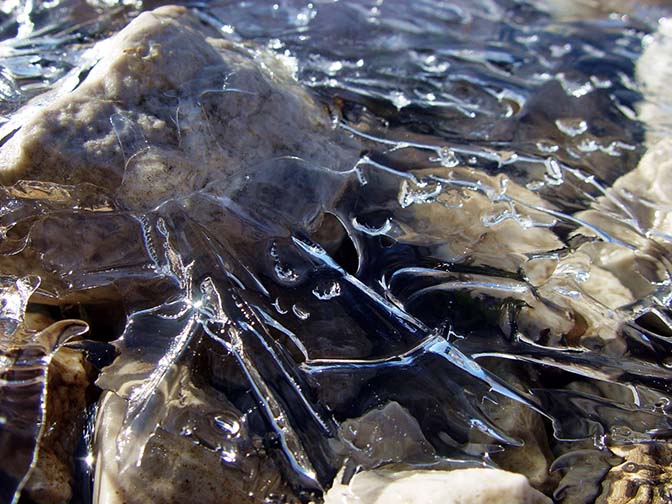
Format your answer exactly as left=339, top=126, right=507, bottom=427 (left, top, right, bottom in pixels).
left=637, top=17, right=672, bottom=146
left=531, top=0, right=669, bottom=21
left=324, top=468, right=552, bottom=504
left=569, top=16, right=672, bottom=306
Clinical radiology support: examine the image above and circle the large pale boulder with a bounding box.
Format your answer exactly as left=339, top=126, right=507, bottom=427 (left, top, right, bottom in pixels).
left=0, top=5, right=358, bottom=211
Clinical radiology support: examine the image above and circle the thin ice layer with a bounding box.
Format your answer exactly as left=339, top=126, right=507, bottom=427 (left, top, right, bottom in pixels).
left=0, top=1, right=671, bottom=503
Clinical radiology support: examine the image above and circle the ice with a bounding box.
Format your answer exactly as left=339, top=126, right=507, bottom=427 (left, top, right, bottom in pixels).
left=0, top=1, right=671, bottom=503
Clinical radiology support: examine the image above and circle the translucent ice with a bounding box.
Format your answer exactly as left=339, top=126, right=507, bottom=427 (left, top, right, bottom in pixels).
left=0, top=1, right=670, bottom=503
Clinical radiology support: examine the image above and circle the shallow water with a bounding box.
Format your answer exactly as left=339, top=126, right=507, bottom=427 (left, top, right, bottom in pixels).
left=1, top=1, right=672, bottom=503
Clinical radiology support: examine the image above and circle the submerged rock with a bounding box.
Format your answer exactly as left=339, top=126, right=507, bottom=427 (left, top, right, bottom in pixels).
left=0, top=295, right=89, bottom=504
left=600, top=443, right=672, bottom=503
left=324, top=467, right=552, bottom=504
left=0, top=5, right=358, bottom=211
left=94, top=390, right=295, bottom=504
left=24, top=345, right=92, bottom=504
left=338, top=401, right=437, bottom=469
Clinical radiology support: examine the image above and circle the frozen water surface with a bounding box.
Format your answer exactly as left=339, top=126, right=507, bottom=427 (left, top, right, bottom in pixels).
left=0, top=0, right=671, bottom=503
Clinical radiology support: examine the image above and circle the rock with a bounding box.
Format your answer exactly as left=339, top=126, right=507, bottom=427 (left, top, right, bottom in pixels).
left=531, top=0, right=670, bottom=22
left=339, top=401, right=437, bottom=469
left=599, top=443, right=672, bottom=504
left=93, top=385, right=298, bottom=504
left=0, top=7, right=361, bottom=502
left=612, top=139, right=672, bottom=240
left=392, top=164, right=635, bottom=348
left=0, top=5, right=358, bottom=211
left=393, top=167, right=563, bottom=274
left=0, top=303, right=90, bottom=504
left=517, top=247, right=635, bottom=347
left=24, top=346, right=91, bottom=504
left=637, top=17, right=672, bottom=146
left=0, top=4, right=360, bottom=306
left=571, top=14, right=672, bottom=265
left=479, top=362, right=558, bottom=494
left=324, top=467, right=552, bottom=504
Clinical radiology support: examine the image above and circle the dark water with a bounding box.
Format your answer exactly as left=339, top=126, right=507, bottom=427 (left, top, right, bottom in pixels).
left=0, top=1, right=672, bottom=503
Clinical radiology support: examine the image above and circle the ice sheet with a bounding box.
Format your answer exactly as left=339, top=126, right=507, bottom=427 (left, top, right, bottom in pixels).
left=0, top=1, right=671, bottom=503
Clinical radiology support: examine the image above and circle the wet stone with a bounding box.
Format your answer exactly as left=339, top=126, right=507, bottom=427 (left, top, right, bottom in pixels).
left=0, top=6, right=359, bottom=211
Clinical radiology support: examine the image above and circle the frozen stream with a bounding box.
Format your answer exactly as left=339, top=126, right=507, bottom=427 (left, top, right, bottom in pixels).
left=0, top=1, right=672, bottom=503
